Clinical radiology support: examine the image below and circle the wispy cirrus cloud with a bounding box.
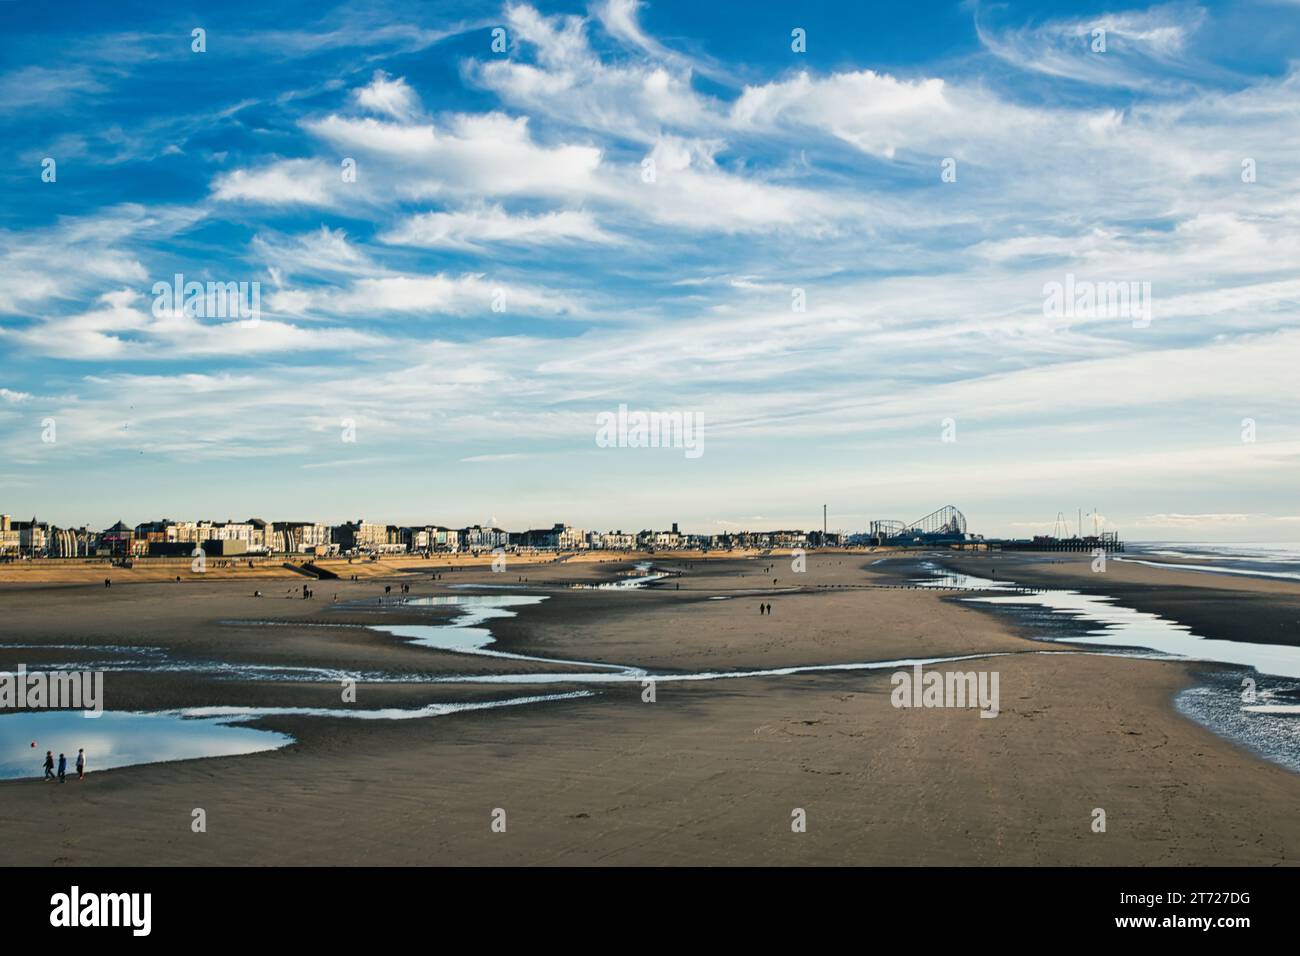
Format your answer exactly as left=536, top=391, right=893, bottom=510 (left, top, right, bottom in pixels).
left=381, top=205, right=614, bottom=249
left=0, top=65, right=105, bottom=112
left=974, top=2, right=1225, bottom=92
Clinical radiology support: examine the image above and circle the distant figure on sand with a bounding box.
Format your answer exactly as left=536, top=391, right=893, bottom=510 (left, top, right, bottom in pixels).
left=76, top=749, right=86, bottom=780
left=104, top=578, right=111, bottom=588
left=43, top=751, right=54, bottom=781
left=57, top=753, right=67, bottom=783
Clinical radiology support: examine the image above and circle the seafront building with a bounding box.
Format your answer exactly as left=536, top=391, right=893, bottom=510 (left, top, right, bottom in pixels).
left=588, top=530, right=636, bottom=550
left=511, top=523, right=586, bottom=550
left=0, top=516, right=51, bottom=556
left=432, top=526, right=461, bottom=551
left=332, top=520, right=406, bottom=554
left=460, top=525, right=507, bottom=551
left=48, top=525, right=95, bottom=557
left=273, top=522, right=333, bottom=554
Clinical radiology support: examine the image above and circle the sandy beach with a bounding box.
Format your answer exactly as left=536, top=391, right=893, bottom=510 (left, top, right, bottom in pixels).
left=1, top=550, right=1298, bottom=866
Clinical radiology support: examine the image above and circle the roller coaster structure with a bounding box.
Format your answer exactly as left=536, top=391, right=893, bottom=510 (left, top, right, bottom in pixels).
left=870, top=505, right=968, bottom=543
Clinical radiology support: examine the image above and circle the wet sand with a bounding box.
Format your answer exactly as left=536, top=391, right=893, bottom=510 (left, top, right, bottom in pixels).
left=1, top=551, right=1298, bottom=865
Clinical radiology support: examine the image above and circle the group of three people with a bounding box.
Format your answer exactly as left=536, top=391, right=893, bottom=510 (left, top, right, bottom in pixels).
left=43, top=748, right=85, bottom=782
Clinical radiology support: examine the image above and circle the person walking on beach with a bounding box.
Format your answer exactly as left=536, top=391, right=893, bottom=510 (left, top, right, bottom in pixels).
left=76, top=749, right=86, bottom=780
left=57, top=753, right=67, bottom=783
left=43, top=751, right=54, bottom=781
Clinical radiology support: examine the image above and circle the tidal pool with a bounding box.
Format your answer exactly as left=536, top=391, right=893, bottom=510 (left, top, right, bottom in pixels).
left=0, top=710, right=290, bottom=780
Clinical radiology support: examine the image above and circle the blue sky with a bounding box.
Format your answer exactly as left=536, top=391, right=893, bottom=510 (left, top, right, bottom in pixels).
left=2, top=0, right=1299, bottom=540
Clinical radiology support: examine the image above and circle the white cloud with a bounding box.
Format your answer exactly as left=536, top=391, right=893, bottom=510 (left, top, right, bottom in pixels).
left=252, top=227, right=379, bottom=278
left=594, top=0, right=664, bottom=56
left=304, top=111, right=604, bottom=197
left=471, top=2, right=717, bottom=142
left=731, top=70, right=953, bottom=160
left=620, top=137, right=863, bottom=233
left=3, top=288, right=383, bottom=360
left=353, top=70, right=421, bottom=122
left=212, top=158, right=343, bottom=206
left=0, top=205, right=184, bottom=315
left=381, top=205, right=614, bottom=248
left=285, top=273, right=576, bottom=318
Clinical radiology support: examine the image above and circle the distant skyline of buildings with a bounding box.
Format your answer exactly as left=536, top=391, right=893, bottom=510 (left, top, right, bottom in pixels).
left=0, top=513, right=846, bottom=559
left=3, top=508, right=1284, bottom=559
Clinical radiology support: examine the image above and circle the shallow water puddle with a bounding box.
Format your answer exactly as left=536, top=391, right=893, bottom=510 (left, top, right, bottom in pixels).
left=566, top=561, right=669, bottom=589
left=0, top=710, right=289, bottom=780
left=390, top=594, right=547, bottom=652
left=374, top=594, right=634, bottom=673
left=0, top=691, right=606, bottom=778
left=175, top=689, right=596, bottom=722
